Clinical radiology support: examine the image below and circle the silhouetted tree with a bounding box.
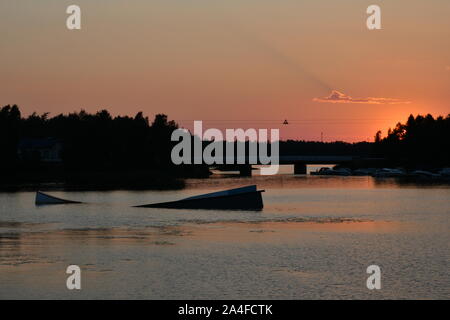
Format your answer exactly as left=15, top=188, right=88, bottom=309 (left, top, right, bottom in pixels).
left=376, top=114, right=450, bottom=167
left=0, top=105, right=21, bottom=168
left=0, top=105, right=181, bottom=174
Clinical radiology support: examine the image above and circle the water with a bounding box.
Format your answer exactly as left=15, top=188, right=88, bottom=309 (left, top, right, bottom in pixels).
left=0, top=175, right=449, bottom=299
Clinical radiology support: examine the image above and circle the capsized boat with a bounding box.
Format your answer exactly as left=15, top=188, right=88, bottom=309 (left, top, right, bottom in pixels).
left=135, top=185, right=264, bottom=210
left=35, top=191, right=82, bottom=205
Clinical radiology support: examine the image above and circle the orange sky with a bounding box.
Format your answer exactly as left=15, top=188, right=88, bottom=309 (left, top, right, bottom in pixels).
left=1, top=0, right=449, bottom=141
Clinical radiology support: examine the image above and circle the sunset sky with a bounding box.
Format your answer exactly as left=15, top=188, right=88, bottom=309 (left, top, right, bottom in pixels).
left=1, top=0, right=449, bottom=141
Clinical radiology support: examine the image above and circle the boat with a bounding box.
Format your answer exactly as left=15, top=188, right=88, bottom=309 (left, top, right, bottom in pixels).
left=353, top=168, right=372, bottom=176
left=408, top=170, right=441, bottom=178
left=373, top=168, right=405, bottom=178
left=310, top=167, right=333, bottom=176
left=135, top=185, right=264, bottom=210
left=311, top=167, right=351, bottom=176
left=35, top=191, right=82, bottom=205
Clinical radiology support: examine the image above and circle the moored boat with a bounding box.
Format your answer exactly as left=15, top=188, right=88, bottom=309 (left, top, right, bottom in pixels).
left=135, top=185, right=264, bottom=211
left=373, top=168, right=405, bottom=177
left=311, top=167, right=351, bottom=176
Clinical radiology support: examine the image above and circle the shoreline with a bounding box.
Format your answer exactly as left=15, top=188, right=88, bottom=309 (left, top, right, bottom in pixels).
left=2, top=172, right=450, bottom=192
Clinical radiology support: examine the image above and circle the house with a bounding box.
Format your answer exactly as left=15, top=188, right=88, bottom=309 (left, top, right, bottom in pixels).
left=18, top=138, right=63, bottom=163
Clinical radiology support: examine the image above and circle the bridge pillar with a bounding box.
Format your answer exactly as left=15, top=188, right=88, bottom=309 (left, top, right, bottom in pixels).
left=239, top=164, right=252, bottom=177
left=294, top=162, right=307, bottom=174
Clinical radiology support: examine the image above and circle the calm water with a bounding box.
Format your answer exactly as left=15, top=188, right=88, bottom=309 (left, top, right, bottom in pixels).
left=0, top=173, right=449, bottom=299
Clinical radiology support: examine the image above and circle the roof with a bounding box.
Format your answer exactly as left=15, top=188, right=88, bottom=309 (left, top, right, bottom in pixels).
left=18, top=138, right=61, bottom=149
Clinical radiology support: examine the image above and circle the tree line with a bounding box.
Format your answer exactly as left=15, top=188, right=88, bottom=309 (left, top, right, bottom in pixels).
left=1, top=105, right=449, bottom=180
left=0, top=105, right=180, bottom=171
left=374, top=114, right=450, bottom=167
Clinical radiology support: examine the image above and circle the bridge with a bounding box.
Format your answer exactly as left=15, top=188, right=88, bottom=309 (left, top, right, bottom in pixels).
left=279, top=155, right=354, bottom=174
left=209, top=155, right=381, bottom=176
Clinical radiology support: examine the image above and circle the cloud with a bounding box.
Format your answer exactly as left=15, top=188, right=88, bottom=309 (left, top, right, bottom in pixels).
left=313, top=90, right=411, bottom=105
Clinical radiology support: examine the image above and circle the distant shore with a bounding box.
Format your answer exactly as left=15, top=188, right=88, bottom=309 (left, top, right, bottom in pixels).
left=0, top=169, right=212, bottom=192
left=317, top=165, right=450, bottom=178
left=2, top=165, right=450, bottom=192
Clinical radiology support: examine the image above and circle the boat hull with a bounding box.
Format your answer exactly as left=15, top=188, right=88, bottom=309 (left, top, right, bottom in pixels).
left=136, top=190, right=264, bottom=211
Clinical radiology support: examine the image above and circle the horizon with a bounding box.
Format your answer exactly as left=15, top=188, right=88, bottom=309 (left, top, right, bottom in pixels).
left=5, top=104, right=448, bottom=143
